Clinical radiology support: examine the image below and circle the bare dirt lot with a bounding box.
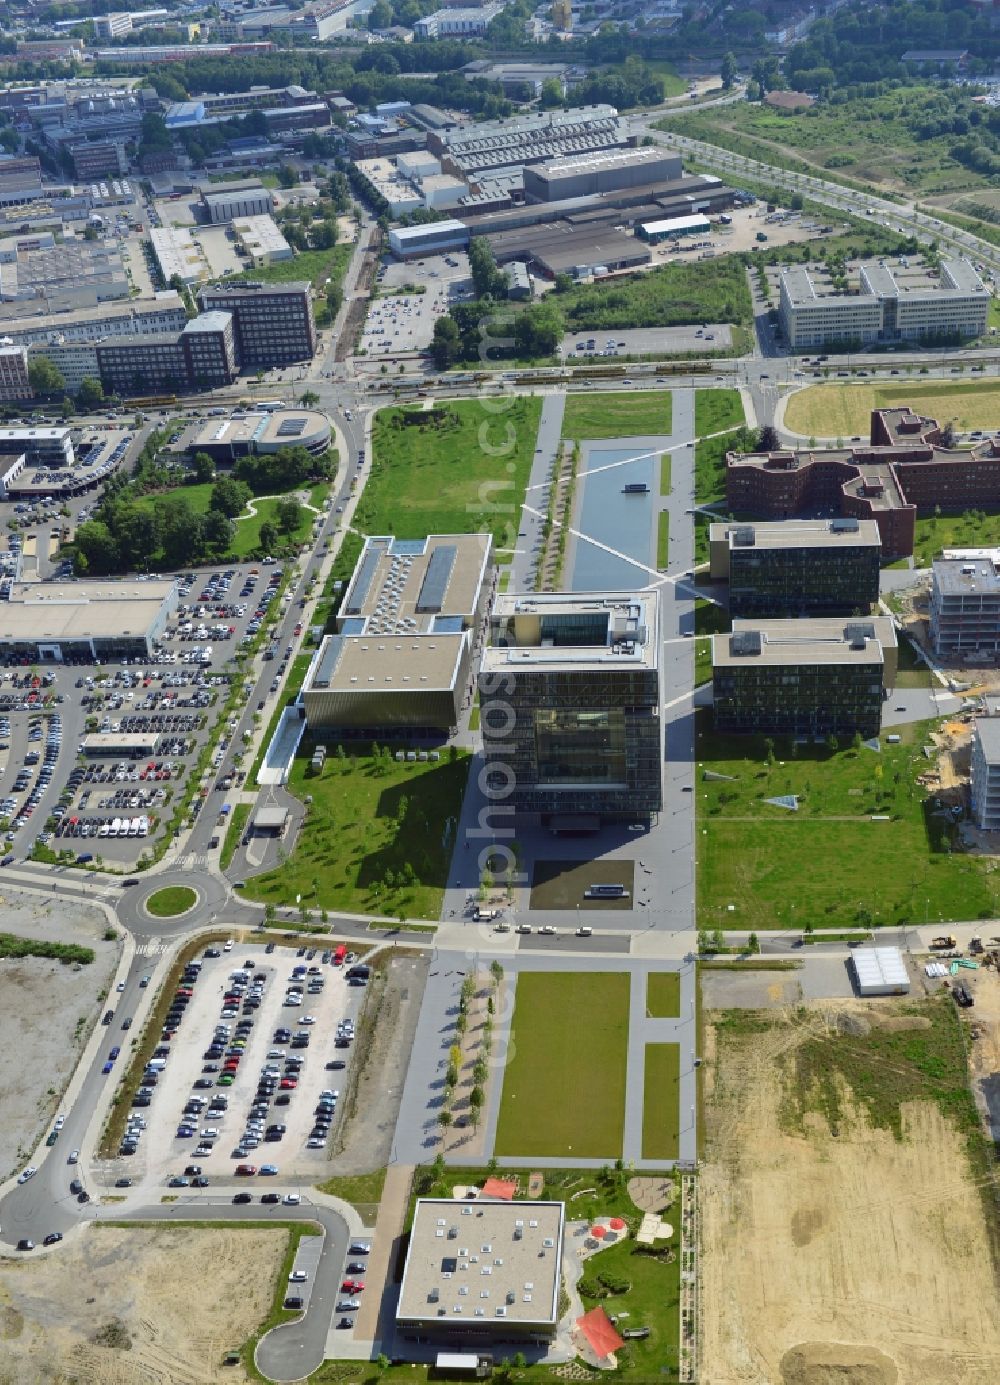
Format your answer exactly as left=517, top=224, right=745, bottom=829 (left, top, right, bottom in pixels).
left=0, top=1225, right=283, bottom=1384
left=701, top=1002, right=1000, bottom=1385
left=0, top=888, right=119, bottom=1181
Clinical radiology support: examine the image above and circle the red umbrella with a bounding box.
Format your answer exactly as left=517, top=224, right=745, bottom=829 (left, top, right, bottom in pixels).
left=609, top=1217, right=625, bottom=1231
left=590, top=1224, right=606, bottom=1238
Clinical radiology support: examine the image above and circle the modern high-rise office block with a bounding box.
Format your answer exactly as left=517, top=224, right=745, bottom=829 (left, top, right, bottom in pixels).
left=712, top=617, right=897, bottom=738
left=198, top=281, right=315, bottom=366
left=930, top=550, right=1000, bottom=658
left=971, top=718, right=1000, bottom=831
left=708, top=517, right=881, bottom=617
left=478, top=591, right=662, bottom=823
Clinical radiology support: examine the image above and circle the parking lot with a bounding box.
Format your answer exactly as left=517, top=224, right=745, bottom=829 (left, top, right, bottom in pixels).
left=0, top=560, right=289, bottom=866
left=108, top=941, right=371, bottom=1189
left=360, top=250, right=473, bottom=357
left=560, top=324, right=733, bottom=358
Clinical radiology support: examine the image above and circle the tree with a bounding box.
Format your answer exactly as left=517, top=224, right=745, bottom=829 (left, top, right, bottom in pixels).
left=326, top=282, right=343, bottom=320
left=490, top=959, right=504, bottom=989
left=76, top=376, right=104, bottom=411
left=258, top=519, right=279, bottom=553
left=721, top=51, right=738, bottom=89
left=757, top=424, right=779, bottom=452
left=747, top=931, right=760, bottom=954
left=437, top=1108, right=452, bottom=1137
left=74, top=519, right=120, bottom=574
left=191, top=451, right=214, bottom=483
left=210, top=475, right=251, bottom=518
left=203, top=507, right=233, bottom=553
left=539, top=76, right=563, bottom=108
left=298, top=389, right=320, bottom=407
left=431, top=314, right=461, bottom=371
left=276, top=495, right=302, bottom=534
left=28, top=355, right=65, bottom=397
left=368, top=0, right=392, bottom=27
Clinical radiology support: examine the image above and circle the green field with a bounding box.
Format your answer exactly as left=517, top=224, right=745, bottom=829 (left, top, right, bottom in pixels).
left=133, top=482, right=327, bottom=560
left=668, top=88, right=998, bottom=199
left=657, top=510, right=670, bottom=567
left=233, top=240, right=351, bottom=290
left=695, top=387, right=745, bottom=437
left=660, top=453, right=672, bottom=495
left=785, top=379, right=1000, bottom=438
left=356, top=398, right=542, bottom=546
left=495, top=972, right=629, bottom=1158
left=145, top=886, right=197, bottom=917
left=913, top=508, right=1000, bottom=567
left=646, top=971, right=681, bottom=1018
left=697, top=713, right=1000, bottom=930
left=694, top=599, right=729, bottom=686
left=242, top=743, right=470, bottom=920
left=558, top=256, right=752, bottom=332
left=642, top=1044, right=680, bottom=1159
left=561, top=390, right=673, bottom=439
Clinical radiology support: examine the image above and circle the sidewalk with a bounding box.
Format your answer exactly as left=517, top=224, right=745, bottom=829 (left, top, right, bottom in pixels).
left=349, top=1162, right=413, bottom=1349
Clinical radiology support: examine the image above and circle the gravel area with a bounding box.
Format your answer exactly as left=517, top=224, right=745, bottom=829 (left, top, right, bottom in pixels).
left=0, top=888, right=119, bottom=1181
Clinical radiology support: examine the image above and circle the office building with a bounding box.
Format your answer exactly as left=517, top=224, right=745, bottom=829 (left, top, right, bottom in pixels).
left=523, top=146, right=681, bottom=202
left=302, top=533, right=492, bottom=737
left=262, top=104, right=330, bottom=135
left=930, top=549, right=1000, bottom=658
left=396, top=1198, right=564, bottom=1345
left=0, top=425, right=74, bottom=478
left=0, top=579, right=177, bottom=662
left=725, top=407, right=1000, bottom=559
left=414, top=3, right=506, bottom=38
left=779, top=259, right=989, bottom=350
left=479, top=591, right=662, bottom=824
left=149, top=227, right=210, bottom=286
left=971, top=718, right=1000, bottom=830
left=2, top=292, right=187, bottom=350
left=0, top=342, right=30, bottom=401
left=93, top=12, right=134, bottom=38
left=711, top=617, right=897, bottom=738
left=188, top=407, right=330, bottom=462
left=96, top=313, right=237, bottom=395
left=0, top=239, right=128, bottom=309
left=708, top=518, right=881, bottom=617
left=201, top=182, right=275, bottom=225
left=0, top=426, right=128, bottom=500
left=93, top=42, right=274, bottom=64
left=198, top=282, right=316, bottom=366
left=231, top=215, right=292, bottom=267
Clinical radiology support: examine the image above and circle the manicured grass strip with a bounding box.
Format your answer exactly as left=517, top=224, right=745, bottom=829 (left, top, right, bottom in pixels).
left=243, top=743, right=470, bottom=921
left=642, top=1044, right=680, bottom=1160
left=0, top=933, right=93, bottom=964
left=145, top=885, right=197, bottom=917
left=913, top=508, right=1000, bottom=568
left=316, top=1167, right=386, bottom=1218
left=660, top=452, right=672, bottom=495
left=657, top=510, right=670, bottom=567
left=646, top=971, right=681, bottom=1018
left=495, top=971, right=629, bottom=1159
left=784, top=379, right=1000, bottom=439
left=357, top=397, right=542, bottom=546
left=561, top=390, right=673, bottom=440
left=695, top=387, right=744, bottom=436
left=221, top=803, right=251, bottom=871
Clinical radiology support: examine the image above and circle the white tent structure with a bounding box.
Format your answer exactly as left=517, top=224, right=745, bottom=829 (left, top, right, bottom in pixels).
left=852, top=946, right=910, bottom=996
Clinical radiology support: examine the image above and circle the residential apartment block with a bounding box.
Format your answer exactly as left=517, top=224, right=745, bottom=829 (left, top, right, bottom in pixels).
left=712, top=617, right=897, bottom=739
left=930, top=549, right=1000, bottom=658
left=779, top=259, right=989, bottom=349
left=726, top=407, right=1000, bottom=559
left=709, top=517, right=881, bottom=617
left=198, top=281, right=316, bottom=366
left=971, top=718, right=1000, bottom=830
left=479, top=591, right=662, bottom=823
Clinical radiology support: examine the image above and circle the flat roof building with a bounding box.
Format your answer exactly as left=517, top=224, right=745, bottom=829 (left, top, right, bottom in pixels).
left=96, top=312, right=238, bottom=395
left=972, top=718, right=1000, bottom=831
left=231, top=215, right=292, bottom=266
left=709, top=517, right=881, bottom=617
left=523, top=146, right=681, bottom=203
left=302, top=533, right=492, bottom=738
left=0, top=578, right=176, bottom=660
left=479, top=591, right=662, bottom=823
left=0, top=291, right=187, bottom=348
left=779, top=258, right=989, bottom=350
left=712, top=617, right=896, bottom=738
left=389, top=220, right=470, bottom=259
left=428, top=105, right=626, bottom=179
left=930, top=549, right=1000, bottom=658
left=189, top=407, right=331, bottom=462
left=637, top=213, right=711, bottom=243
left=396, top=1198, right=565, bottom=1345
left=198, top=281, right=316, bottom=366
left=149, top=226, right=210, bottom=286
left=852, top=947, right=910, bottom=996
left=201, top=182, right=275, bottom=225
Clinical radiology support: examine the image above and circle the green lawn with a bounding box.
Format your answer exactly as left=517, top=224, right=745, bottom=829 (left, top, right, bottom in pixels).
left=578, top=1231, right=681, bottom=1378
left=559, top=256, right=752, bottom=332
left=242, top=744, right=470, bottom=920
left=145, top=886, right=197, bottom=917
left=913, top=507, right=1000, bottom=567
left=785, top=379, right=1000, bottom=439
left=696, top=713, right=1000, bottom=930
left=657, top=510, right=670, bottom=567
left=220, top=803, right=251, bottom=871
left=660, top=452, right=672, bottom=495
left=132, top=482, right=327, bottom=561
left=642, top=1044, right=680, bottom=1159
left=896, top=634, right=933, bottom=689
left=695, top=599, right=729, bottom=686
left=233, top=240, right=351, bottom=290
left=316, top=1167, right=386, bottom=1219
left=561, top=390, right=673, bottom=439
left=495, top=972, right=630, bottom=1158
left=695, top=388, right=744, bottom=436
left=356, top=398, right=542, bottom=546
left=646, top=971, right=681, bottom=1018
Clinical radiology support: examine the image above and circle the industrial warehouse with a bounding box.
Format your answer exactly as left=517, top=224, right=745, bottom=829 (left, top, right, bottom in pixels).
left=0, top=578, right=177, bottom=661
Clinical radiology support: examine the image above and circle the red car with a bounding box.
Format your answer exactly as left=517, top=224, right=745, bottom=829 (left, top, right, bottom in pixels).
left=341, top=1279, right=365, bottom=1293
left=279, top=1077, right=297, bottom=1090
left=235, top=1164, right=257, bottom=1176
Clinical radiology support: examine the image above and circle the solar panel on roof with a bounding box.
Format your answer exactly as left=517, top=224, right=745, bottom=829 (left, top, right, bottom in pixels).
left=276, top=417, right=305, bottom=436
left=416, top=545, right=457, bottom=614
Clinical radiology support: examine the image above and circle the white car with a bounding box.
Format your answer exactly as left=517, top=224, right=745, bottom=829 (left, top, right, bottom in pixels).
left=223, top=940, right=234, bottom=952
left=17, top=1166, right=37, bottom=1184
left=54, top=1114, right=65, bottom=1130
left=300, top=1015, right=316, bottom=1025
left=289, top=1269, right=308, bottom=1282
left=283, top=1193, right=301, bottom=1205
